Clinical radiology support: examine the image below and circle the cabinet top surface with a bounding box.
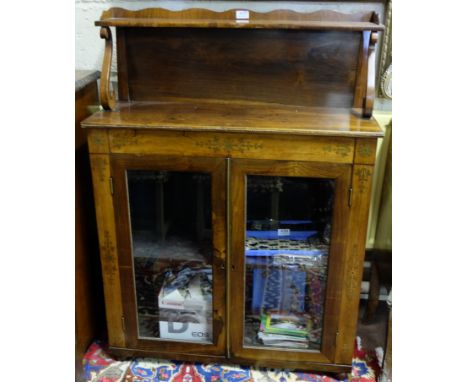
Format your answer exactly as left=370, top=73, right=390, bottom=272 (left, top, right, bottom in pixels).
left=82, top=100, right=383, bottom=138
left=96, top=7, right=384, bottom=31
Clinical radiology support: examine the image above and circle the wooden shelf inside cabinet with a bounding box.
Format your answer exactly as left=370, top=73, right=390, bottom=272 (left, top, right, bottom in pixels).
left=82, top=101, right=383, bottom=138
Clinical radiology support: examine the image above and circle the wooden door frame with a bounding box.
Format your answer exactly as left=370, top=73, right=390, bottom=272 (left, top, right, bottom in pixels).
left=229, top=158, right=352, bottom=364
left=110, top=154, right=227, bottom=356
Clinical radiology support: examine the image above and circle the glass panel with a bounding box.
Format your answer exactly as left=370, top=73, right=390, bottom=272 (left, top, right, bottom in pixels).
left=127, top=170, right=213, bottom=343
left=243, top=176, right=335, bottom=351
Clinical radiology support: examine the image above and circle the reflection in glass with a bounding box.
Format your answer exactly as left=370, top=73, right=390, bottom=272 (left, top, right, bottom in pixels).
left=128, top=170, right=213, bottom=343
left=243, top=176, right=335, bottom=351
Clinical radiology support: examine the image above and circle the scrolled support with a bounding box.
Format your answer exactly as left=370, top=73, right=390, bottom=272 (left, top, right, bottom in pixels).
left=99, top=26, right=116, bottom=110
left=362, top=31, right=378, bottom=118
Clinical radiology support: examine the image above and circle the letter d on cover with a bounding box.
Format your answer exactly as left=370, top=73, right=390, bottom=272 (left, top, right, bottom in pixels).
left=168, top=322, right=189, bottom=333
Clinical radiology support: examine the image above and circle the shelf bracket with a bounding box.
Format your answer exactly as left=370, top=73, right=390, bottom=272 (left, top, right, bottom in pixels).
left=99, top=26, right=116, bottom=110
left=353, top=28, right=379, bottom=118
left=363, top=31, right=379, bottom=118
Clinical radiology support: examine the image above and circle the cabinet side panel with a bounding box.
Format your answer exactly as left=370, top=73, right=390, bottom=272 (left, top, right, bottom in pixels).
left=125, top=28, right=359, bottom=108
left=335, top=164, right=374, bottom=363
left=90, top=153, right=126, bottom=347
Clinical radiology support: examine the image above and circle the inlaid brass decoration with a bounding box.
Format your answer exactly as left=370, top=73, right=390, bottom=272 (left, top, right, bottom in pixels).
left=101, top=230, right=118, bottom=285
left=322, top=143, right=352, bottom=158
left=91, top=132, right=105, bottom=146
left=355, top=167, right=372, bottom=193
left=358, top=143, right=372, bottom=157
left=195, top=136, right=263, bottom=154
left=346, top=245, right=361, bottom=300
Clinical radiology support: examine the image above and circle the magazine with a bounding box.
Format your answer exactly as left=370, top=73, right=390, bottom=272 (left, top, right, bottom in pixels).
left=257, top=313, right=313, bottom=349
left=260, top=313, right=311, bottom=337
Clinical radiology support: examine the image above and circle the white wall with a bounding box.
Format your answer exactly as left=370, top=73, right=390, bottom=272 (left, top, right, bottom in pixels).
left=75, top=0, right=385, bottom=71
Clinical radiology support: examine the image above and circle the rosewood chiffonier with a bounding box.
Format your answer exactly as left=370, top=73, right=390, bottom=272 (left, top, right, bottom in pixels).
left=82, top=8, right=384, bottom=377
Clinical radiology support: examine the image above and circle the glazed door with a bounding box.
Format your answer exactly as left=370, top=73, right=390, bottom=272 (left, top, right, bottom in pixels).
left=230, top=159, right=351, bottom=365
left=112, top=156, right=226, bottom=356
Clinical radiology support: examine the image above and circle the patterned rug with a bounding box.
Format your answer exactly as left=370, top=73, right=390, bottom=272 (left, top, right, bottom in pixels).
left=83, top=338, right=380, bottom=382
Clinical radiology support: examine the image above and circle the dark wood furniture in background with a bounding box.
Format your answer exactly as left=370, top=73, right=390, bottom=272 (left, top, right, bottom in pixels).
left=75, top=71, right=106, bottom=381
left=82, top=8, right=384, bottom=376
left=362, top=249, right=392, bottom=323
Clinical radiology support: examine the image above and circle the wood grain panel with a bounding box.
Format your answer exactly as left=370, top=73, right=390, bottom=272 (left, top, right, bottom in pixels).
left=334, top=164, right=374, bottom=363
left=116, top=28, right=130, bottom=102
left=90, top=154, right=125, bottom=348
left=123, top=28, right=360, bottom=108
left=108, top=130, right=355, bottom=164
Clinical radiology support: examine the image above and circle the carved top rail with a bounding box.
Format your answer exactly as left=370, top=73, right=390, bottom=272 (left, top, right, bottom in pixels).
left=96, top=8, right=384, bottom=31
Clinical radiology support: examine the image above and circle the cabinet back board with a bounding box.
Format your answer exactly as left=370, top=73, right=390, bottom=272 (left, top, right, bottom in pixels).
left=118, top=28, right=360, bottom=108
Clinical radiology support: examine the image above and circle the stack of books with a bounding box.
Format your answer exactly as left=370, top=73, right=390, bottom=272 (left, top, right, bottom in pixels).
left=258, top=313, right=311, bottom=349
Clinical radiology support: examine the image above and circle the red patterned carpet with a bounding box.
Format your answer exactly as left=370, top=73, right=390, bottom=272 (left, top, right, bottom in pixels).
left=82, top=338, right=380, bottom=382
